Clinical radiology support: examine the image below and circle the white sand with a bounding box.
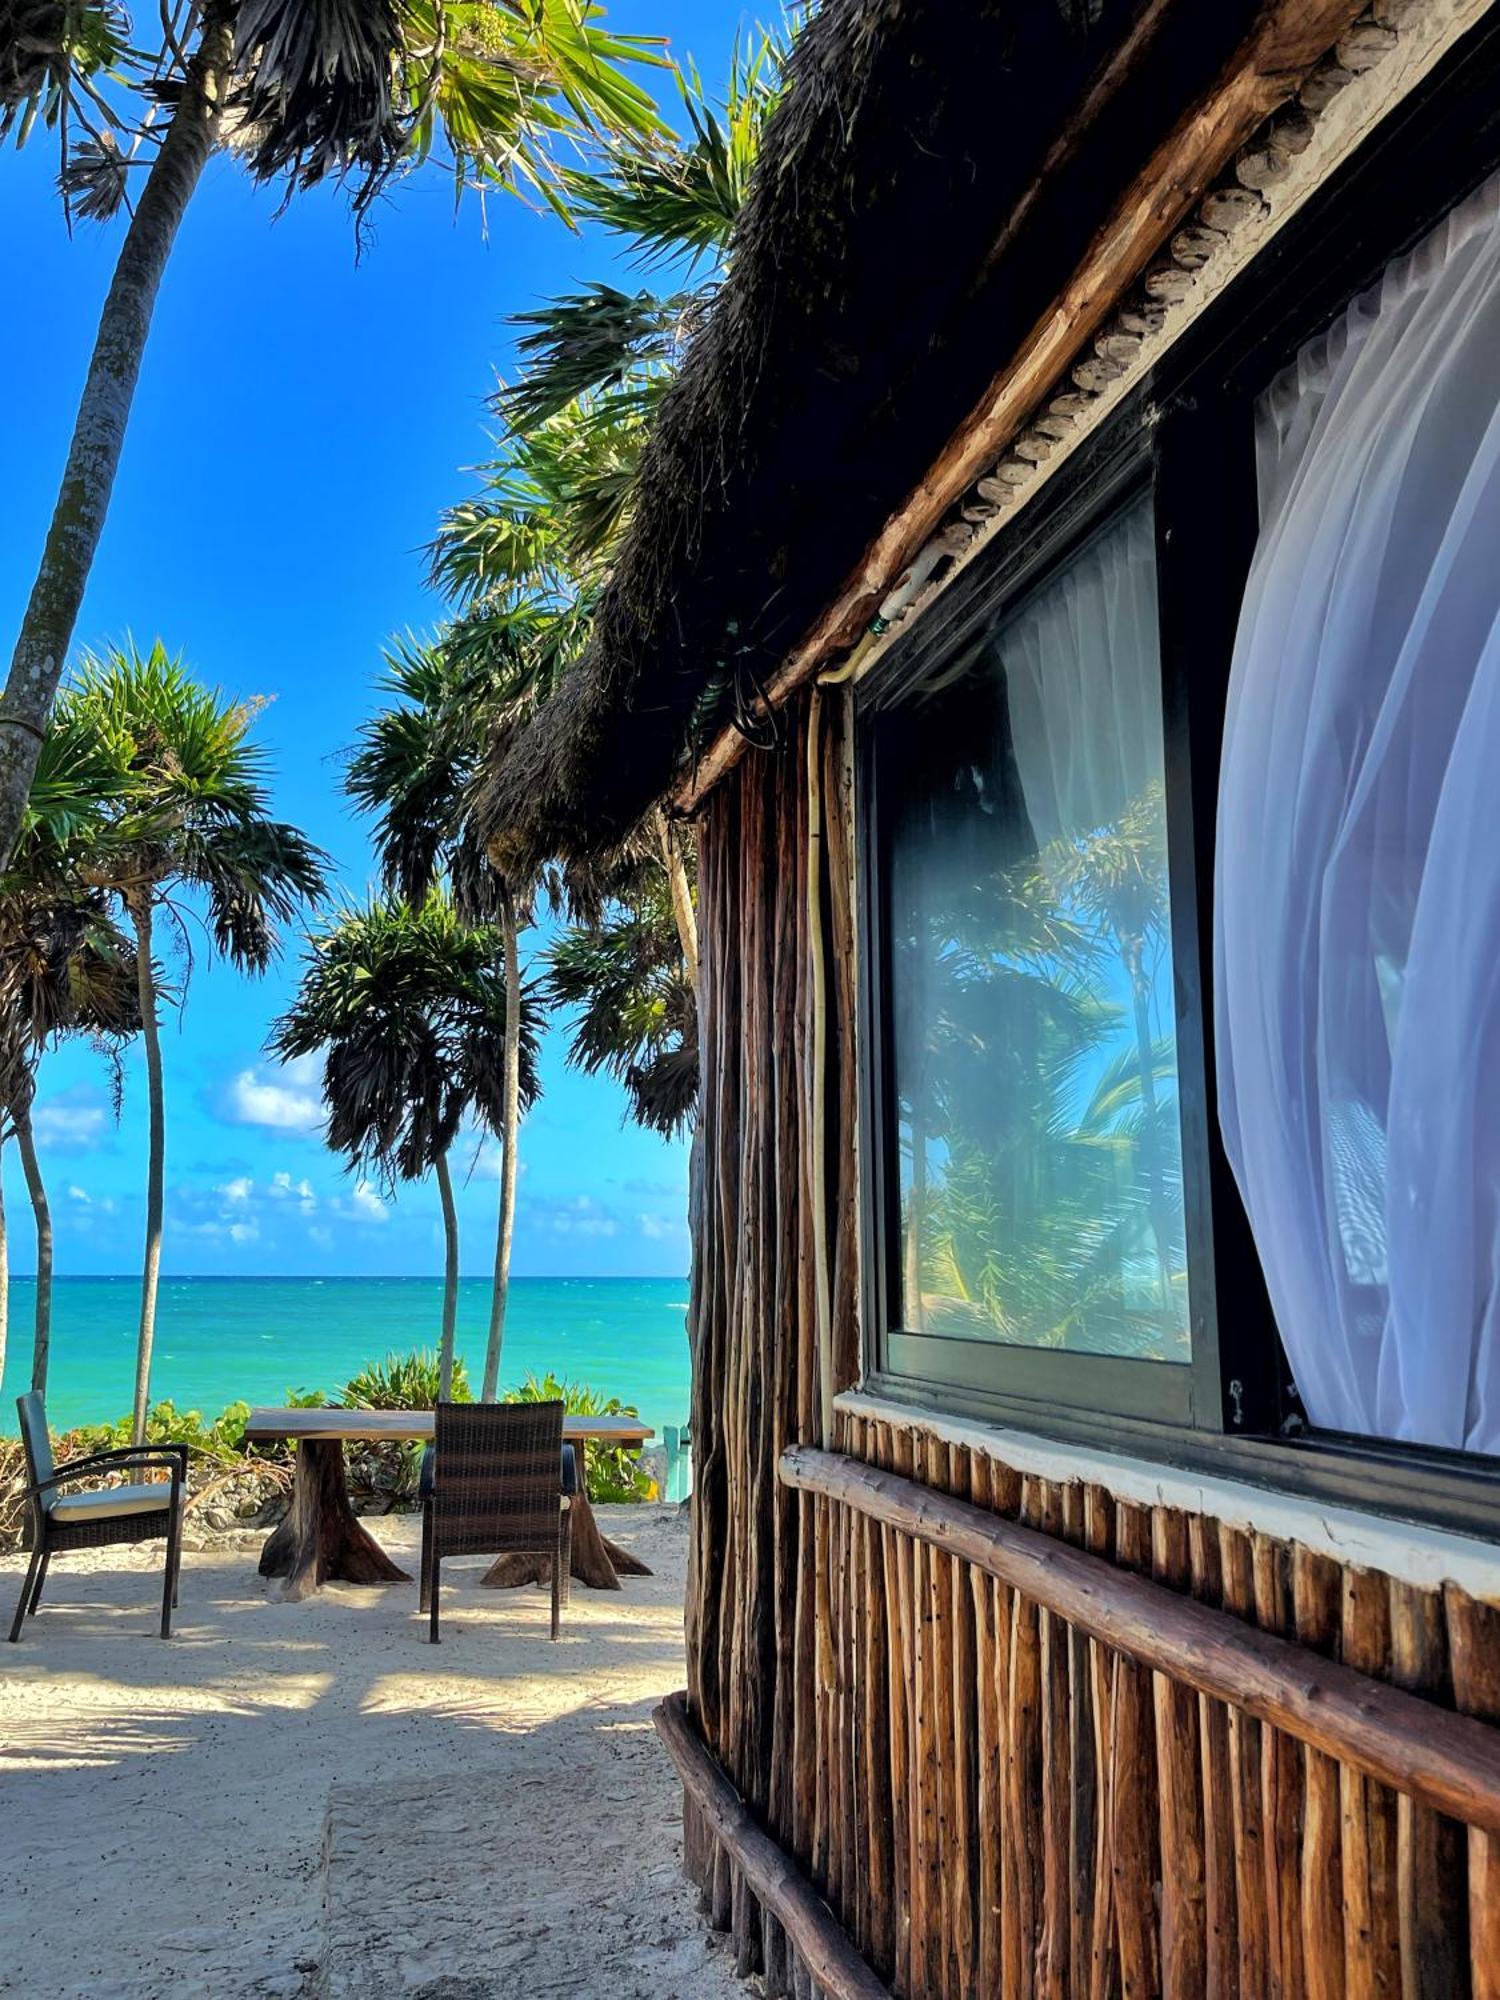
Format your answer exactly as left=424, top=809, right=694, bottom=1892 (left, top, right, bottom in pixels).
left=0, top=1506, right=740, bottom=2000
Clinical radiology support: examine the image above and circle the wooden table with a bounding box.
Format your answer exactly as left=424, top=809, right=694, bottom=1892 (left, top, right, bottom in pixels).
left=243, top=1407, right=655, bottom=1603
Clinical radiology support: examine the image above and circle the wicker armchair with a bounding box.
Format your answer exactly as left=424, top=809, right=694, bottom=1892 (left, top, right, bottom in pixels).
left=9, top=1391, right=187, bottom=1642
left=419, top=1400, right=573, bottom=1644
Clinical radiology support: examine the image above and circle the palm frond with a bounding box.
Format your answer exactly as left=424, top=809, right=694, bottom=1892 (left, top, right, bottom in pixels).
left=272, top=889, right=543, bottom=1184
left=227, top=0, right=666, bottom=223
left=55, top=638, right=328, bottom=979
left=495, top=283, right=690, bottom=433
left=559, top=24, right=790, bottom=270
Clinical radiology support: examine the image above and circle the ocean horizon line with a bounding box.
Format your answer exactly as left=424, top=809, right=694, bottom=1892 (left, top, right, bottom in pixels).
left=0, top=1271, right=690, bottom=1284
left=1, top=1273, right=695, bottom=1434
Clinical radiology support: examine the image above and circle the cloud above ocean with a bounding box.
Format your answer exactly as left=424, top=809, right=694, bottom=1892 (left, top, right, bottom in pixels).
left=217, top=1052, right=324, bottom=1135
left=33, top=1086, right=112, bottom=1155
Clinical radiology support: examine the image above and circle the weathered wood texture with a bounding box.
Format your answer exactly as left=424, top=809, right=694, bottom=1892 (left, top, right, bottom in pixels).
left=680, top=711, right=1500, bottom=1997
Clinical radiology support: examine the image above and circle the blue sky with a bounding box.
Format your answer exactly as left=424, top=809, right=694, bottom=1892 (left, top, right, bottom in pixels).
left=0, top=2, right=748, bottom=1280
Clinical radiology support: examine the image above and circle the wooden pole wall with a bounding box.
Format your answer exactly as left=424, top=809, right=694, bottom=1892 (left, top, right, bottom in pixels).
left=682, top=704, right=1500, bottom=1999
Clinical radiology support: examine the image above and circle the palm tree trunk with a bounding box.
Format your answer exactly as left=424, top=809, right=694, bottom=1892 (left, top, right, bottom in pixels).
left=131, top=896, right=166, bottom=1444
left=434, top=1149, right=460, bottom=1402
left=12, top=1092, right=53, bottom=1397
left=0, top=20, right=232, bottom=872
left=481, top=888, right=522, bottom=1402
left=654, top=808, right=699, bottom=989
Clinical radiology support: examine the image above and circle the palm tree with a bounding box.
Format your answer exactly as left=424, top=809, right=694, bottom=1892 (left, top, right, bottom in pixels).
left=410, top=30, right=796, bottom=1110
left=0, top=887, right=138, bottom=1396
left=347, top=630, right=573, bottom=1402
left=546, top=861, right=698, bottom=1137
left=59, top=641, right=327, bottom=1440
left=0, top=700, right=140, bottom=1391
left=271, top=892, right=541, bottom=1396
left=0, top=3, right=665, bottom=871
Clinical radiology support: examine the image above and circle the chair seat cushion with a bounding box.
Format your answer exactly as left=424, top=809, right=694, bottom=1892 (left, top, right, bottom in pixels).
left=51, top=1483, right=172, bottom=1523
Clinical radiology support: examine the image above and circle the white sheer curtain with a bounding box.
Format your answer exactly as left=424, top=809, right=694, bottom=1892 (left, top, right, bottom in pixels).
left=1002, top=496, right=1163, bottom=853
left=1216, top=168, right=1500, bottom=1453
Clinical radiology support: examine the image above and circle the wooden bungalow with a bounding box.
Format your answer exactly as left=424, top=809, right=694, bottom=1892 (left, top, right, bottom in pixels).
left=485, top=1, right=1500, bottom=1993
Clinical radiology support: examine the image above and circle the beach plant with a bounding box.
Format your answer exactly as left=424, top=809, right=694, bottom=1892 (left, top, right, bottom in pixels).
left=57, top=644, right=328, bottom=1442
left=342, top=1348, right=473, bottom=1409
left=75, top=1397, right=257, bottom=1463
left=0, top=4, right=666, bottom=874
left=503, top=1369, right=652, bottom=1502
left=342, top=1347, right=475, bottom=1502
left=272, top=892, right=540, bottom=1400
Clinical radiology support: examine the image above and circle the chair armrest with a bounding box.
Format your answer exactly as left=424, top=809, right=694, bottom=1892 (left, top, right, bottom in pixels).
left=561, top=1444, right=581, bottom=1498
left=54, top=1444, right=189, bottom=1481
left=30, top=1452, right=188, bottom=1502
left=418, top=1445, right=435, bottom=1502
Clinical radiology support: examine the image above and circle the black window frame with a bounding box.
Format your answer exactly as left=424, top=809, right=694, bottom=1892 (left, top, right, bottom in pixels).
left=854, top=5, right=1500, bottom=1539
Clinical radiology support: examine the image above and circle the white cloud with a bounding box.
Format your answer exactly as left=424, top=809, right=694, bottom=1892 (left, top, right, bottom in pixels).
left=221, top=1054, right=324, bottom=1135
left=220, top=1175, right=254, bottom=1203
left=351, top=1180, right=386, bottom=1222
left=326, top=1179, right=388, bottom=1225
left=34, top=1097, right=107, bottom=1153
left=184, top=1214, right=261, bottom=1244
left=67, top=1184, right=91, bottom=1206
left=269, top=1171, right=317, bottom=1214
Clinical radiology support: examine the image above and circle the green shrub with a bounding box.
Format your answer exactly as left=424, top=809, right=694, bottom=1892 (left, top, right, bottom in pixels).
left=503, top=1371, right=653, bottom=1503
left=74, top=1398, right=258, bottom=1465
left=341, top=1348, right=472, bottom=1411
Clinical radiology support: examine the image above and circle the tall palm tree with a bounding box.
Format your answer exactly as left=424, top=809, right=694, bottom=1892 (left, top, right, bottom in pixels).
left=0, top=699, right=140, bottom=1391
left=271, top=891, right=540, bottom=1396
left=347, top=630, right=574, bottom=1401
left=0, top=3, right=665, bottom=871
left=60, top=641, right=327, bottom=1440
left=411, top=30, right=796, bottom=1114
left=0, top=888, right=137, bottom=1395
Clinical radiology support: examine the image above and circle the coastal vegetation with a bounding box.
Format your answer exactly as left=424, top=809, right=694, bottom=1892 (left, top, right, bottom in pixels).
left=0, top=2, right=665, bottom=871
left=0, top=1347, right=652, bottom=1548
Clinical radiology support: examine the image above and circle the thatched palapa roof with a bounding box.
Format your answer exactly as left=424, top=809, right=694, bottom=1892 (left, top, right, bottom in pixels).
left=481, top=0, right=1275, bottom=867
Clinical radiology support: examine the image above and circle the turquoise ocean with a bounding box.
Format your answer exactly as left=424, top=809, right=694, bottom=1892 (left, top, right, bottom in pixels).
left=0, top=1275, right=692, bottom=1438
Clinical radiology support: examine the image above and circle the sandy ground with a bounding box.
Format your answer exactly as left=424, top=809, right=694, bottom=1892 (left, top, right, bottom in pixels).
left=0, top=1506, right=741, bottom=2000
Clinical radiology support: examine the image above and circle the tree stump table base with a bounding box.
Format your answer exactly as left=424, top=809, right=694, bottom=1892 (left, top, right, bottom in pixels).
left=258, top=1439, right=411, bottom=1603
left=481, top=1490, right=653, bottom=1592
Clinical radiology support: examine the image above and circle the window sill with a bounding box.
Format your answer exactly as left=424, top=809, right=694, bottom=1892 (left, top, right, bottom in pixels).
left=837, top=1383, right=1500, bottom=1597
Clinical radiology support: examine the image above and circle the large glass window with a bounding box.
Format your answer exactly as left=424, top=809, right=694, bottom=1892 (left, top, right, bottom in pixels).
left=877, top=495, right=1190, bottom=1365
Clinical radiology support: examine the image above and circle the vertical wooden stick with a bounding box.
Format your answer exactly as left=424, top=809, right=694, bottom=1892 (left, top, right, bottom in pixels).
left=1292, top=1547, right=1344, bottom=2000
left=1188, top=1515, right=1238, bottom=2000
left=1220, top=1525, right=1270, bottom=1999
left=1390, top=1578, right=1467, bottom=1995
left=1445, top=1585, right=1500, bottom=2000
left=1153, top=1506, right=1208, bottom=2000
left=1338, top=1567, right=1399, bottom=1998
left=1253, top=1532, right=1305, bottom=2000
